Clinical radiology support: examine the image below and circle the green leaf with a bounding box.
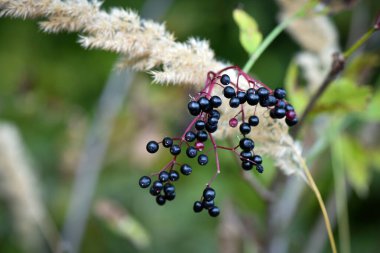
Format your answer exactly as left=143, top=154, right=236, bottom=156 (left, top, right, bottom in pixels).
left=312, top=78, right=371, bottom=115
left=362, top=89, right=380, bottom=121
left=335, top=135, right=371, bottom=197
left=233, top=9, right=263, bottom=54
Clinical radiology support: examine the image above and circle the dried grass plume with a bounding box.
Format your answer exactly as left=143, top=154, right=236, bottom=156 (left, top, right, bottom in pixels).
left=0, top=0, right=225, bottom=85
left=0, top=123, right=57, bottom=252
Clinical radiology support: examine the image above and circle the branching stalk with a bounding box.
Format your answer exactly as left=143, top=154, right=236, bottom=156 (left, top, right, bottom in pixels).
left=343, top=28, right=376, bottom=58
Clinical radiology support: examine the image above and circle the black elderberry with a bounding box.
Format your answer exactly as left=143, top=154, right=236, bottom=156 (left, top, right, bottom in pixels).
left=246, top=88, right=255, bottom=94
left=169, top=170, right=180, bottom=181
left=180, top=164, right=192, bottom=175
left=198, top=154, right=208, bottom=166
left=256, top=164, right=264, bottom=173
left=158, top=171, right=170, bottom=182
left=239, top=122, right=251, bottom=135
left=156, top=195, right=166, bottom=206
left=152, top=180, right=164, bottom=191
left=150, top=186, right=161, bottom=196
left=240, top=151, right=253, bottom=160
left=205, top=123, right=217, bottom=133
left=170, top=144, right=181, bottom=155
left=269, top=108, right=276, bottom=119
left=285, top=104, right=294, bottom=112
left=208, top=117, right=219, bottom=126
left=138, top=176, right=151, bottom=188
left=237, top=91, right=247, bottom=104
left=246, top=93, right=259, bottom=106
left=229, top=97, right=240, bottom=108
left=203, top=187, right=216, bottom=201
left=276, top=100, right=286, bottom=109
left=273, top=107, right=286, bottom=118
left=193, top=201, right=203, bottom=213
left=195, top=120, right=206, bottom=130
left=259, top=98, right=270, bottom=107
left=285, top=117, right=298, bottom=127
left=239, top=138, right=254, bottom=151
left=248, top=115, right=259, bottom=126
left=165, top=192, right=176, bottom=201
left=210, top=96, right=222, bottom=108
left=257, top=87, right=269, bottom=98
left=241, top=161, right=253, bottom=170
left=209, top=109, right=221, bottom=119
left=223, top=86, right=236, bottom=98
left=220, top=74, right=230, bottom=85
left=146, top=141, right=159, bottom=153
left=162, top=137, right=173, bottom=148
left=202, top=199, right=215, bottom=209
left=185, top=131, right=196, bottom=142
left=208, top=206, right=220, bottom=217
left=186, top=146, right=197, bottom=158
left=274, top=88, right=286, bottom=99
left=188, top=101, right=201, bottom=116
left=252, top=155, right=262, bottom=164
left=266, top=95, right=277, bottom=107
left=198, top=97, right=211, bottom=112
left=164, top=183, right=175, bottom=195
left=197, top=130, right=208, bottom=142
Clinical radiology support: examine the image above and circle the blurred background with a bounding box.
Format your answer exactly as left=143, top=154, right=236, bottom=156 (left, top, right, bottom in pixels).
left=0, top=0, right=380, bottom=252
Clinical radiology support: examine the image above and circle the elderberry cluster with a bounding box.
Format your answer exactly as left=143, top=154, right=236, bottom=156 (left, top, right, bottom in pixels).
left=138, top=66, right=298, bottom=218
left=219, top=73, right=297, bottom=172
left=139, top=93, right=223, bottom=216
left=193, top=187, right=220, bottom=217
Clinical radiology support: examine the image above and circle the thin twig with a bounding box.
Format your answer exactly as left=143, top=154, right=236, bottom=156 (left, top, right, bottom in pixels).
left=291, top=52, right=345, bottom=137
left=343, top=28, right=376, bottom=58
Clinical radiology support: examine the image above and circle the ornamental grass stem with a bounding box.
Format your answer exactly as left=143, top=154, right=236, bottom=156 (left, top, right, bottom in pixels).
left=295, top=150, right=338, bottom=253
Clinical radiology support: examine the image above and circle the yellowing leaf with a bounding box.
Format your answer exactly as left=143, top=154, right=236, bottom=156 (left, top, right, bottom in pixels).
left=312, top=78, right=371, bottom=115
left=233, top=9, right=263, bottom=54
